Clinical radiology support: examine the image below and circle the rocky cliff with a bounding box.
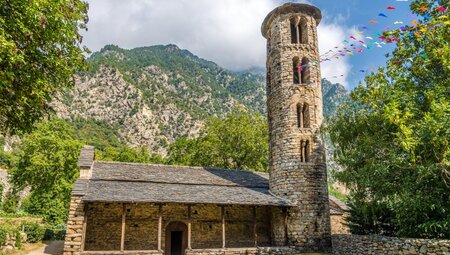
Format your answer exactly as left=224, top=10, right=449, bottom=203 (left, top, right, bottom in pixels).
left=52, top=44, right=348, bottom=155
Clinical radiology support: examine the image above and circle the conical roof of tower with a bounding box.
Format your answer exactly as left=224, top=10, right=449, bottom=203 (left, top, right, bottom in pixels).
left=261, top=2, right=322, bottom=38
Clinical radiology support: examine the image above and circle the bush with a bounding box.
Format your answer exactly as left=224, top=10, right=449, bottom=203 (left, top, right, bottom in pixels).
left=0, top=226, right=7, bottom=246
left=15, top=231, right=23, bottom=249
left=0, top=223, right=20, bottom=247
left=21, top=222, right=45, bottom=243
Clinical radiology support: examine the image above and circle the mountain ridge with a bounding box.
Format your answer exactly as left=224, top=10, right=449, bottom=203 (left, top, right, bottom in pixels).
left=52, top=44, right=349, bottom=155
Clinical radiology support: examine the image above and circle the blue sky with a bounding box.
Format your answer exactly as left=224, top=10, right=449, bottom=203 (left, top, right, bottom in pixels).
left=82, top=0, right=418, bottom=90
left=309, top=0, right=415, bottom=88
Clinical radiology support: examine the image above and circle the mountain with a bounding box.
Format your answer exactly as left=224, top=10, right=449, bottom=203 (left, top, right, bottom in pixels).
left=52, top=45, right=266, bottom=154
left=52, top=44, right=349, bottom=155
left=321, top=78, right=349, bottom=118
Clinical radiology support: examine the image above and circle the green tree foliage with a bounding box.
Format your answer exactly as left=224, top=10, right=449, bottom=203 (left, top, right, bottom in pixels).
left=9, top=119, right=82, bottom=224
left=168, top=108, right=269, bottom=172
left=328, top=0, right=450, bottom=238
left=96, top=145, right=166, bottom=164
left=0, top=0, right=89, bottom=134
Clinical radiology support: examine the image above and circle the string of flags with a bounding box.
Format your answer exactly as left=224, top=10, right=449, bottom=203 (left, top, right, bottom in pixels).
left=319, top=2, right=448, bottom=65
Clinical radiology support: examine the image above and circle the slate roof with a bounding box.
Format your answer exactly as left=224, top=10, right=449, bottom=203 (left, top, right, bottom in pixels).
left=75, top=161, right=293, bottom=207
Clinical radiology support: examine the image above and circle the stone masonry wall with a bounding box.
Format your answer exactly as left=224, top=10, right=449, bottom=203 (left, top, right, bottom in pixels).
left=64, top=196, right=86, bottom=255
left=186, top=247, right=295, bottom=255
left=330, top=214, right=350, bottom=234
left=82, top=203, right=273, bottom=252
left=332, top=234, right=450, bottom=255
left=263, top=4, right=331, bottom=253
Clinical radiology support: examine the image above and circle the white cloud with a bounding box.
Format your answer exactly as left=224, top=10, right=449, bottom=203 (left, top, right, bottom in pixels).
left=83, top=0, right=352, bottom=86
left=318, top=22, right=352, bottom=87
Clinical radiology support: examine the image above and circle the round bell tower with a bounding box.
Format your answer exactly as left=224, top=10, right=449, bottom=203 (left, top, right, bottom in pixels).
left=262, top=3, right=331, bottom=252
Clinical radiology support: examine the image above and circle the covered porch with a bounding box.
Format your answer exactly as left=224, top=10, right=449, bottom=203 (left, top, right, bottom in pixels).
left=80, top=202, right=292, bottom=255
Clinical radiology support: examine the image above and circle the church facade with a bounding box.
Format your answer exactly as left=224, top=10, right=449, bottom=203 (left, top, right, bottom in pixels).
left=63, top=3, right=332, bottom=255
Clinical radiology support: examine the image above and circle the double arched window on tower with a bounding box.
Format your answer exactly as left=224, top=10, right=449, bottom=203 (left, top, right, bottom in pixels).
left=296, top=103, right=310, bottom=128
left=292, top=57, right=310, bottom=85
left=290, top=17, right=308, bottom=44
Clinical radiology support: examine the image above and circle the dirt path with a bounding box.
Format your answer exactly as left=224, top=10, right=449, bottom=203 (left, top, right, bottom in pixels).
left=26, top=241, right=64, bottom=255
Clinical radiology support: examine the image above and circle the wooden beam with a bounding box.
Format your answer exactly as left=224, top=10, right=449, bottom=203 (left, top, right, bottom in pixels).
left=221, top=206, right=226, bottom=249
left=253, top=206, right=257, bottom=247
left=158, top=205, right=162, bottom=251
left=284, top=208, right=288, bottom=246
left=187, top=205, right=192, bottom=250
left=121, top=203, right=126, bottom=252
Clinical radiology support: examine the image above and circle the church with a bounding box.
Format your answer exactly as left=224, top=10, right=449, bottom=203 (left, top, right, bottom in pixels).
left=63, top=3, right=340, bottom=255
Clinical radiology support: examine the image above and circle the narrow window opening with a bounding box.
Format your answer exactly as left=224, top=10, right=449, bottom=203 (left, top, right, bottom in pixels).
left=305, top=140, right=310, bottom=162
left=298, top=22, right=303, bottom=44
left=301, top=57, right=310, bottom=84
left=293, top=57, right=300, bottom=84
left=299, top=18, right=308, bottom=44
left=290, top=18, right=298, bottom=44
left=303, top=103, right=310, bottom=128
left=300, top=139, right=310, bottom=163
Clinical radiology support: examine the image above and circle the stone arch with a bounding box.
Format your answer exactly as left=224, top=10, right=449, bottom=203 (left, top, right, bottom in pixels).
left=165, top=221, right=188, bottom=255
left=301, top=57, right=310, bottom=84
left=290, top=17, right=298, bottom=44
left=296, top=102, right=310, bottom=128
left=300, top=139, right=310, bottom=163
left=293, top=57, right=300, bottom=84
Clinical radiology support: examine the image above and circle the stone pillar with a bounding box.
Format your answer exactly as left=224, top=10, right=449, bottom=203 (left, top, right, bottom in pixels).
left=63, top=196, right=86, bottom=255
left=261, top=3, right=332, bottom=252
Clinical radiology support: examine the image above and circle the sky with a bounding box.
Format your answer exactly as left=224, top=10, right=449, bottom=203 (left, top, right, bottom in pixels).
left=81, top=0, right=417, bottom=89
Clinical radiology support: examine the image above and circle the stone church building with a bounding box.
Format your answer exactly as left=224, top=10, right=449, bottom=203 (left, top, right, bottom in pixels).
left=64, top=3, right=345, bottom=255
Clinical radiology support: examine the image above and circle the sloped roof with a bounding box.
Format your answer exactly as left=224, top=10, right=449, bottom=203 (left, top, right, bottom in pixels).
left=75, top=161, right=293, bottom=207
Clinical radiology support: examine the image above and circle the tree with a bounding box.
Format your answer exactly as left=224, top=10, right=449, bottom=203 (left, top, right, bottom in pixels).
left=0, top=0, right=89, bottom=134
left=96, top=145, right=166, bottom=164
left=9, top=119, right=82, bottom=223
left=168, top=108, right=269, bottom=172
left=328, top=0, right=450, bottom=238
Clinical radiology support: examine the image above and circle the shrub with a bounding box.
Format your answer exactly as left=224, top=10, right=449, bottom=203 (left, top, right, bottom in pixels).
left=21, top=222, right=45, bottom=243
left=0, top=226, right=7, bottom=246
left=14, top=231, right=23, bottom=249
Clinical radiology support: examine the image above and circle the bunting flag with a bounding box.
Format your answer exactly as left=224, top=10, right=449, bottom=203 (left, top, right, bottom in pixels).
left=316, top=0, right=448, bottom=82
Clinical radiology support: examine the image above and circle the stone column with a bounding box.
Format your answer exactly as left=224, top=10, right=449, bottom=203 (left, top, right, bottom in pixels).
left=63, top=196, right=86, bottom=255
left=221, top=206, right=226, bottom=249
left=158, top=205, right=163, bottom=251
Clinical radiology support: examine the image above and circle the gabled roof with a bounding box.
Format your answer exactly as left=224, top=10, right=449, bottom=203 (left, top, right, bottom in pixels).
left=75, top=161, right=293, bottom=207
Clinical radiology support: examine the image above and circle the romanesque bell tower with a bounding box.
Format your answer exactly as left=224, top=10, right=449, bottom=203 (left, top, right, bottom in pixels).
left=261, top=3, right=331, bottom=252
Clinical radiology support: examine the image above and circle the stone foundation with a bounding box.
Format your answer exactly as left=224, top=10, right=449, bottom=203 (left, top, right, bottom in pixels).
left=186, top=247, right=295, bottom=255
left=332, top=234, right=450, bottom=255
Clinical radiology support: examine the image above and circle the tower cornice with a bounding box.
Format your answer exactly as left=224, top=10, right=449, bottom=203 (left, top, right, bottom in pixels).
left=261, top=3, right=322, bottom=38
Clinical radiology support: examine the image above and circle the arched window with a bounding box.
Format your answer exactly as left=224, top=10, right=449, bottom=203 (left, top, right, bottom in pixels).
left=290, top=18, right=298, bottom=44
left=301, top=57, right=310, bottom=84
left=303, top=103, right=310, bottom=128
left=297, top=103, right=310, bottom=128
left=293, top=57, right=300, bottom=84
left=300, top=139, right=310, bottom=163
left=299, top=18, right=308, bottom=44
